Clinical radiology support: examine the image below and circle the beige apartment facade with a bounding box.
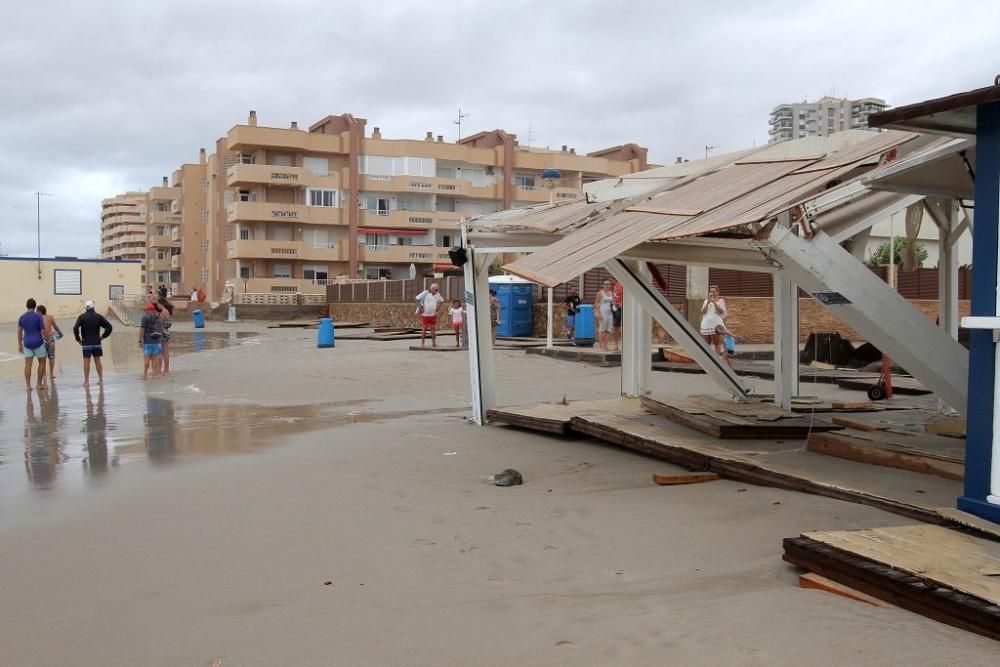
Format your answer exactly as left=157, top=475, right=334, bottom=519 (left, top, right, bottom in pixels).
left=105, top=113, right=646, bottom=300
left=100, top=192, right=147, bottom=283
left=220, top=112, right=647, bottom=295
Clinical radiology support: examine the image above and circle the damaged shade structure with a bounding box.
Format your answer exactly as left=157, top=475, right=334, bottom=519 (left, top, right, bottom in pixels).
left=868, top=82, right=1000, bottom=525
left=462, top=129, right=970, bottom=418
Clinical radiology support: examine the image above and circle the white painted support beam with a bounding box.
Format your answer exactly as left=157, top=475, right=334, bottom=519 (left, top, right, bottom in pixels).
left=939, top=200, right=960, bottom=341
left=603, top=258, right=751, bottom=399
left=546, top=287, right=554, bottom=349
left=773, top=274, right=800, bottom=410
left=621, top=241, right=776, bottom=272
left=756, top=229, right=968, bottom=412
left=464, top=241, right=497, bottom=425
left=827, top=194, right=925, bottom=243
left=620, top=260, right=651, bottom=397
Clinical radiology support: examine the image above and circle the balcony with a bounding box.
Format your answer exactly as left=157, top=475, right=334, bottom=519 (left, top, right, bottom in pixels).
left=360, top=209, right=464, bottom=229
left=360, top=174, right=499, bottom=199
left=147, top=232, right=178, bottom=249
left=226, top=162, right=341, bottom=189
left=171, top=255, right=181, bottom=269
left=236, top=278, right=327, bottom=296
left=171, top=199, right=181, bottom=214
left=513, top=186, right=582, bottom=203
left=358, top=244, right=453, bottom=264
left=226, top=201, right=343, bottom=226
left=102, top=205, right=142, bottom=217
left=149, top=186, right=180, bottom=201
left=148, top=210, right=175, bottom=224
left=227, top=125, right=345, bottom=153
left=147, top=257, right=173, bottom=272
left=226, top=239, right=343, bottom=262
left=171, top=227, right=181, bottom=242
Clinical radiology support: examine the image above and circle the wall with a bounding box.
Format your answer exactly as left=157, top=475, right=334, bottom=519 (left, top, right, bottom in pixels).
left=0, top=258, right=142, bottom=322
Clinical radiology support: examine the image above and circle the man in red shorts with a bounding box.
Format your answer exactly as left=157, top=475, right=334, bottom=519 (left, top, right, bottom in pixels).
left=415, top=283, right=444, bottom=348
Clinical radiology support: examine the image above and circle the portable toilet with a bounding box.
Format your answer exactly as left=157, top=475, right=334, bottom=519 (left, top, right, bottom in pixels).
left=489, top=275, right=534, bottom=338
left=574, top=304, right=595, bottom=347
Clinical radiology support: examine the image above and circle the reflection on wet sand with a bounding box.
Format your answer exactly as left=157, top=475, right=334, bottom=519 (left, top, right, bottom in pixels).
left=82, top=386, right=116, bottom=474
left=23, top=386, right=65, bottom=488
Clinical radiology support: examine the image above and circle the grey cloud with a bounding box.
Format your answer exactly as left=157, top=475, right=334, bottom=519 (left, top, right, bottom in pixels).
left=1, top=0, right=998, bottom=256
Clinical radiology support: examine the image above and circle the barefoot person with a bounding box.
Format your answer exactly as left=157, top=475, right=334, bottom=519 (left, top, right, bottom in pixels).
left=157, top=297, right=175, bottom=375
left=73, top=300, right=113, bottom=386
left=449, top=299, right=465, bottom=348
left=415, top=283, right=444, bottom=348
left=563, top=287, right=580, bottom=340
left=594, top=280, right=615, bottom=352
left=139, top=303, right=164, bottom=380
left=36, top=305, right=63, bottom=381
left=17, top=298, right=47, bottom=390
left=489, top=289, right=501, bottom=344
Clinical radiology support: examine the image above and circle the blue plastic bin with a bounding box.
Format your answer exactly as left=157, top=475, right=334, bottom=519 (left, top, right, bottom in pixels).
left=490, top=278, right=534, bottom=338
left=192, top=309, right=205, bottom=328
left=318, top=317, right=336, bottom=348
left=574, top=304, right=595, bottom=347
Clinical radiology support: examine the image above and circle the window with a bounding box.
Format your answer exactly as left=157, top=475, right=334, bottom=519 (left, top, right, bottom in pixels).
left=441, top=234, right=452, bottom=247
left=302, top=264, right=329, bottom=281
left=307, top=188, right=338, bottom=207
left=239, top=153, right=256, bottom=165
left=155, top=249, right=168, bottom=260
left=225, top=226, right=234, bottom=241
left=360, top=155, right=435, bottom=177
left=303, top=156, right=329, bottom=175
left=238, top=190, right=255, bottom=202
left=239, top=226, right=251, bottom=240
left=239, top=265, right=251, bottom=279
left=397, top=198, right=411, bottom=211
left=396, top=237, right=413, bottom=246
left=156, top=202, right=170, bottom=212
left=53, top=269, right=82, bottom=295
left=200, top=267, right=208, bottom=283
left=364, top=196, right=390, bottom=215
left=201, top=240, right=208, bottom=253
left=201, top=208, right=208, bottom=223
left=514, top=174, right=536, bottom=190
left=224, top=191, right=235, bottom=205
left=272, top=154, right=292, bottom=167
left=272, top=263, right=292, bottom=278
left=156, top=225, right=167, bottom=235
left=224, top=154, right=238, bottom=169
left=109, top=285, right=124, bottom=299
left=201, top=179, right=208, bottom=193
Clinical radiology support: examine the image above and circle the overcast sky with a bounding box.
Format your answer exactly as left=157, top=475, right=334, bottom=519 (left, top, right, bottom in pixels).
left=1, top=0, right=997, bottom=257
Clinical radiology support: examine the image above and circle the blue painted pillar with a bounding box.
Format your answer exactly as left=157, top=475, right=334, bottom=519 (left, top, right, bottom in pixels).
left=958, top=101, right=1000, bottom=523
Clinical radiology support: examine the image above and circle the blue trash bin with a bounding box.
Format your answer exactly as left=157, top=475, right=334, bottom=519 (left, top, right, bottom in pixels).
left=192, top=309, right=205, bottom=329
left=574, top=304, right=595, bottom=347
left=318, top=317, right=335, bottom=348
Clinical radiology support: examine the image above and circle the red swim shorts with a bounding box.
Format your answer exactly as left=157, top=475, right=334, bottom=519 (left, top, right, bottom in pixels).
left=422, top=315, right=437, bottom=326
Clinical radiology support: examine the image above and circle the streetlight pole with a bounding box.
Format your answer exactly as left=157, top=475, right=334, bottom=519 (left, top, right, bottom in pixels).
left=34, top=192, right=52, bottom=280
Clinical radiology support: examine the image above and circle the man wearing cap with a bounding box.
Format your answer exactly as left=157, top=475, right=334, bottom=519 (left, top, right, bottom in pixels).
left=73, top=300, right=113, bottom=386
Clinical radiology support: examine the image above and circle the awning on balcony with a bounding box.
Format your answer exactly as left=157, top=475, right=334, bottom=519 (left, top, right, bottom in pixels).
left=358, top=227, right=427, bottom=235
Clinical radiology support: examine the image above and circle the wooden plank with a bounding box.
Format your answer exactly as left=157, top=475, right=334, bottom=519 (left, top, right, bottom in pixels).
left=926, top=418, right=966, bottom=438
left=831, top=416, right=889, bottom=431
left=641, top=394, right=841, bottom=439
left=798, top=572, right=893, bottom=608
left=831, top=400, right=875, bottom=409
left=783, top=535, right=1000, bottom=641
left=652, top=472, right=720, bottom=485
left=807, top=431, right=964, bottom=481
left=488, top=399, right=646, bottom=435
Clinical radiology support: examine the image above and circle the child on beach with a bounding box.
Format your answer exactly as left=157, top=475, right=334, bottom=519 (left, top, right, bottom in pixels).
left=449, top=299, right=465, bottom=348
left=714, top=324, right=745, bottom=366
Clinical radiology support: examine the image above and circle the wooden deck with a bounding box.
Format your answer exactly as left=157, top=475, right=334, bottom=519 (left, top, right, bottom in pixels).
left=487, top=398, right=996, bottom=539
left=641, top=394, right=842, bottom=439
left=783, top=525, right=1000, bottom=640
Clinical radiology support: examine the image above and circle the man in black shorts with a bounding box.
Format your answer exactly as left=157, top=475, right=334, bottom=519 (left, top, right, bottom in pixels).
left=73, top=300, right=113, bottom=386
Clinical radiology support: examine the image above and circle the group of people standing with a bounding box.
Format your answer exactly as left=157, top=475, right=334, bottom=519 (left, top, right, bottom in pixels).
left=562, top=281, right=623, bottom=352
left=139, top=298, right=175, bottom=380
left=17, top=298, right=113, bottom=389
left=414, top=283, right=503, bottom=348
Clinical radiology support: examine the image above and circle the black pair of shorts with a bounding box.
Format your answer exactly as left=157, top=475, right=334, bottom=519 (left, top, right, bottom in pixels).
left=82, top=344, right=103, bottom=359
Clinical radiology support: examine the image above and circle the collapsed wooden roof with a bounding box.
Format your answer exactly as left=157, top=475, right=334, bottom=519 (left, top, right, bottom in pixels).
left=467, top=130, right=919, bottom=287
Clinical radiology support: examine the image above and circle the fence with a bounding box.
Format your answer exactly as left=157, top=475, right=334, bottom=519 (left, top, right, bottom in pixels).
left=324, top=266, right=972, bottom=304
left=235, top=292, right=327, bottom=306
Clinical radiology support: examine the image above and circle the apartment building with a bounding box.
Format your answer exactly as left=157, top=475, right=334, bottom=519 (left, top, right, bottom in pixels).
left=219, top=112, right=647, bottom=295
left=100, top=191, right=147, bottom=282
left=768, top=96, right=888, bottom=142
left=105, top=112, right=647, bottom=299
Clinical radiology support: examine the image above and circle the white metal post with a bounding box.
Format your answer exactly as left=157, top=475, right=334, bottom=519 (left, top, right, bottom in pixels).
left=462, top=228, right=497, bottom=425
left=938, top=200, right=960, bottom=340
left=620, top=261, right=651, bottom=397
left=773, top=273, right=799, bottom=410
left=546, top=287, right=554, bottom=348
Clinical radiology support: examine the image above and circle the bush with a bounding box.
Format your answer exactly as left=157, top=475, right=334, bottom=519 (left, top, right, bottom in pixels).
left=865, top=237, right=928, bottom=268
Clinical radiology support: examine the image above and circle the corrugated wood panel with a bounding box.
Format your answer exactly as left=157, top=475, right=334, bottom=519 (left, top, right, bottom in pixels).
left=709, top=269, right=774, bottom=297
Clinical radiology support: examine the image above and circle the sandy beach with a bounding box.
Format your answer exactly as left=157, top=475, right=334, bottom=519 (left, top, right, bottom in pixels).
left=1, top=322, right=997, bottom=665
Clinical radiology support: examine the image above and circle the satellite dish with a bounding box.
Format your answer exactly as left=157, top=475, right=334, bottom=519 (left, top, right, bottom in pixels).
left=409, top=263, right=416, bottom=280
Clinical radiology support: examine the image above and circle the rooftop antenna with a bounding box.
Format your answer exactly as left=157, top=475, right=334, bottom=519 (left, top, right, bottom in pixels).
left=34, top=191, right=53, bottom=279
left=705, top=145, right=718, bottom=159
left=454, top=107, right=469, bottom=141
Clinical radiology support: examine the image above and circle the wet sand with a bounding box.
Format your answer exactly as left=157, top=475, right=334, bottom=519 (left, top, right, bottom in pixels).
left=1, top=324, right=997, bottom=664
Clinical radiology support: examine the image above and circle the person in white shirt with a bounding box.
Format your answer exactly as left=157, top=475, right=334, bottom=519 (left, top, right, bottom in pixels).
left=415, top=283, right=445, bottom=348
left=448, top=299, right=465, bottom=348
left=699, top=284, right=727, bottom=358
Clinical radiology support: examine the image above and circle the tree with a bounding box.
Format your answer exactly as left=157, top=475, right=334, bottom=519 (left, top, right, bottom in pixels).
left=488, top=258, right=504, bottom=276
left=864, top=237, right=928, bottom=269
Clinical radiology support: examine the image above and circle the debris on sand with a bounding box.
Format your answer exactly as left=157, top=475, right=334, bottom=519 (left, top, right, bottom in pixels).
left=492, top=469, right=523, bottom=487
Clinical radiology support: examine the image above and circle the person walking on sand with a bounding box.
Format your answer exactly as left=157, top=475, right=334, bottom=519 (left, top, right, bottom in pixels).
left=73, top=300, right=113, bottom=386
left=700, top=284, right=728, bottom=358
left=18, top=298, right=47, bottom=390
left=489, top=289, right=501, bottom=344
left=415, top=283, right=444, bottom=347
left=36, top=305, right=63, bottom=381
left=157, top=297, right=175, bottom=375
left=190, top=286, right=198, bottom=303
left=594, top=280, right=615, bottom=352
left=139, top=303, right=164, bottom=380
left=449, top=298, right=465, bottom=348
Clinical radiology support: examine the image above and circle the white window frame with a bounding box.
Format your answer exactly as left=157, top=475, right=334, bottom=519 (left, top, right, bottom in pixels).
left=53, top=269, right=82, bottom=295
left=307, top=188, right=339, bottom=208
